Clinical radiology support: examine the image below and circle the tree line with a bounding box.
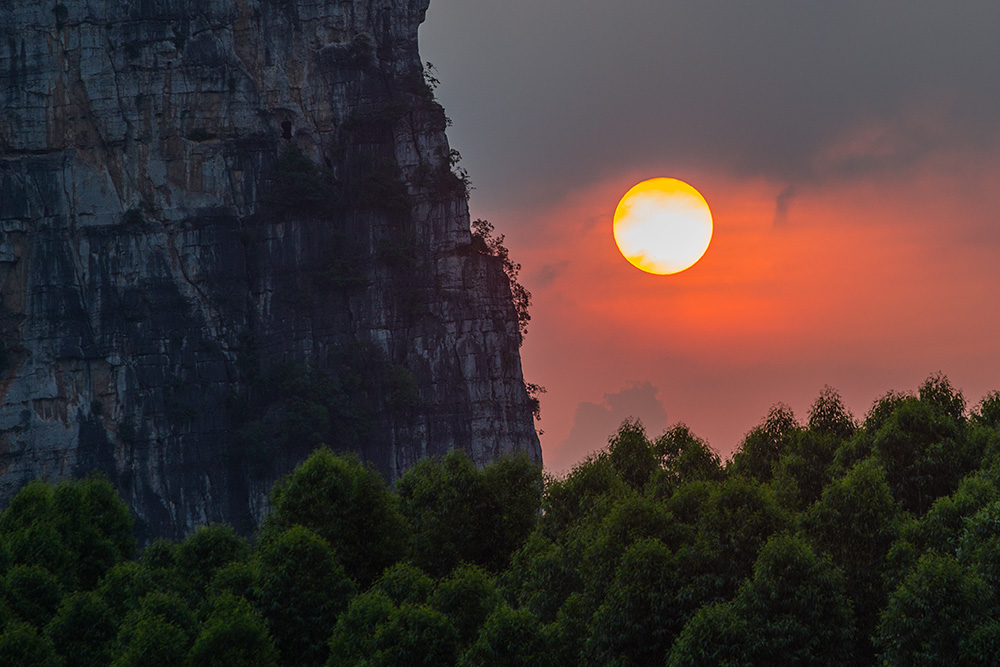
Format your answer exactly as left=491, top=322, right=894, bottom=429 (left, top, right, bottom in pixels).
left=0, top=373, right=997, bottom=665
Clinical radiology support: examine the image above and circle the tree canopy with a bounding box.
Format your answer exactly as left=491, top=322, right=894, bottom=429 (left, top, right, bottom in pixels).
left=0, top=376, right=994, bottom=665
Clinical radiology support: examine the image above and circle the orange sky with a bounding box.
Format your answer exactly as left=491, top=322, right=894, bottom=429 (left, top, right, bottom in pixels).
left=420, top=2, right=1000, bottom=472
left=485, top=152, right=1000, bottom=472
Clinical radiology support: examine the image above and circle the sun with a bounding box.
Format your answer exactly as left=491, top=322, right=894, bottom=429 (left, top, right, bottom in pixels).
left=613, top=178, right=713, bottom=275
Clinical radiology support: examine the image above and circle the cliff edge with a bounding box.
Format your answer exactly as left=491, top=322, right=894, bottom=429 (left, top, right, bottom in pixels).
left=0, top=0, right=540, bottom=539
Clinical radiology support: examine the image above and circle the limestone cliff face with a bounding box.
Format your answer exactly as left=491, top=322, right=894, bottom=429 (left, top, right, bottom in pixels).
left=0, top=0, right=540, bottom=539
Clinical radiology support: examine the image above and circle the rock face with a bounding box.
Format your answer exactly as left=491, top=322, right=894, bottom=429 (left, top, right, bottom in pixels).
left=0, top=0, right=540, bottom=539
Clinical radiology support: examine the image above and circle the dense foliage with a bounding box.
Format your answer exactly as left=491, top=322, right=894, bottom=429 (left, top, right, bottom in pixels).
left=3, top=374, right=1000, bottom=665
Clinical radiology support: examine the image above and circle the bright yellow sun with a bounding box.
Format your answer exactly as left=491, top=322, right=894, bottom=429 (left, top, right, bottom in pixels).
left=613, top=177, right=713, bottom=275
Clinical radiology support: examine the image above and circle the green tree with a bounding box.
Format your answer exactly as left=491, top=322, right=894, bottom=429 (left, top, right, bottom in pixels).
left=584, top=538, right=681, bottom=666
left=540, top=453, right=627, bottom=541
left=729, top=404, right=801, bottom=483
left=647, top=423, right=724, bottom=498
left=110, top=614, right=188, bottom=667
left=670, top=534, right=854, bottom=666
left=606, top=419, right=658, bottom=491
left=187, top=594, right=278, bottom=667
left=363, top=603, right=459, bottom=667
left=95, top=561, right=187, bottom=623
left=45, top=592, right=116, bottom=667
left=579, top=493, right=687, bottom=605
left=327, top=592, right=395, bottom=667
left=253, top=526, right=355, bottom=667
left=429, top=564, right=502, bottom=647
left=0, top=621, right=62, bottom=667
left=480, top=454, right=544, bottom=571
left=396, top=451, right=489, bottom=576
left=871, top=396, right=971, bottom=514
left=398, top=450, right=541, bottom=577
left=502, top=532, right=581, bottom=624
left=802, top=458, right=901, bottom=663
left=877, top=553, right=990, bottom=666
left=175, top=524, right=249, bottom=595
left=4, top=565, right=62, bottom=628
left=268, top=449, right=407, bottom=585
left=370, top=562, right=434, bottom=606
left=808, top=385, right=857, bottom=440
left=667, top=601, right=750, bottom=667
left=459, top=604, right=548, bottom=667
left=0, top=477, right=134, bottom=590
left=681, top=476, right=789, bottom=605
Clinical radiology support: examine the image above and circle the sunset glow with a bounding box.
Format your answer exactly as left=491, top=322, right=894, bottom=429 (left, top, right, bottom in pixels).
left=422, top=1, right=1000, bottom=474
left=612, top=178, right=713, bottom=274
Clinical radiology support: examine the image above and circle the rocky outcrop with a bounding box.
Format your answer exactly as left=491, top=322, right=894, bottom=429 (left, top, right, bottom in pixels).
left=0, top=0, right=540, bottom=539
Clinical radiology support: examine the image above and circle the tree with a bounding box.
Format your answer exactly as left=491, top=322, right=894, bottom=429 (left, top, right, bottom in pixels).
left=327, top=593, right=395, bottom=667
left=363, top=603, right=459, bottom=667
left=808, top=385, right=857, bottom=440
left=667, top=601, right=750, bottom=667
left=397, top=450, right=541, bottom=577
left=579, top=493, right=686, bottom=605
left=187, top=594, right=278, bottom=667
left=802, top=459, right=901, bottom=664
left=175, top=524, right=249, bottom=594
left=459, top=604, right=548, bottom=667
left=327, top=594, right=459, bottom=667
left=370, top=563, right=434, bottom=606
left=396, top=450, right=490, bottom=576
left=4, top=565, right=62, bottom=628
left=429, top=564, right=502, bottom=647
left=471, top=219, right=531, bottom=343
left=110, top=613, right=188, bottom=667
left=252, top=526, right=355, bottom=667
left=0, top=622, right=62, bottom=667
left=729, top=404, right=801, bottom=483
left=480, top=454, right=544, bottom=571
left=584, top=538, right=682, bottom=666
left=681, top=476, right=789, bottom=605
left=606, top=419, right=658, bottom=491
left=268, top=449, right=407, bottom=585
left=871, top=396, right=971, bottom=514
left=45, top=592, right=116, bottom=667
left=540, top=453, right=627, bottom=541
left=0, top=477, right=134, bottom=590
left=647, top=423, right=724, bottom=498
left=669, top=534, right=854, bottom=666
left=877, top=553, right=990, bottom=666
left=502, top=532, right=581, bottom=625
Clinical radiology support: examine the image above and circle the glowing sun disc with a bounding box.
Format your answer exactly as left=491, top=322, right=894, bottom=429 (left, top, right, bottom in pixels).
left=613, top=177, right=713, bottom=275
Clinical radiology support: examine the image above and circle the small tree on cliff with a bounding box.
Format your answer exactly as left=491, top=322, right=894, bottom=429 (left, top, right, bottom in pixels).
left=471, top=219, right=531, bottom=344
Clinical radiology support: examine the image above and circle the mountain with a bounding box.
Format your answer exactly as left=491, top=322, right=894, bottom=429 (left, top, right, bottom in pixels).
left=0, top=0, right=540, bottom=539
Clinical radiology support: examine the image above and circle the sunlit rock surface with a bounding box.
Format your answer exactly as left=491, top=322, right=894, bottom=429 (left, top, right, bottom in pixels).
left=0, top=0, right=540, bottom=539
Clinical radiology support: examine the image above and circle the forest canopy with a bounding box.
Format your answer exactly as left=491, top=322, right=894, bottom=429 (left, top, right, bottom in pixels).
left=0, top=374, right=998, bottom=665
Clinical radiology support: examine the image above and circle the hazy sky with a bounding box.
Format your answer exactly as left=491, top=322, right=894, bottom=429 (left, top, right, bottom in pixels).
left=420, top=2, right=1000, bottom=472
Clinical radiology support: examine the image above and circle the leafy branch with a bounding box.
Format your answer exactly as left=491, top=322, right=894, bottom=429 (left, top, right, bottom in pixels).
left=471, top=218, right=531, bottom=345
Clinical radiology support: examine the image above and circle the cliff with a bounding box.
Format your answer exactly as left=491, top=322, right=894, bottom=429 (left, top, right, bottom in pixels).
left=0, top=0, right=541, bottom=539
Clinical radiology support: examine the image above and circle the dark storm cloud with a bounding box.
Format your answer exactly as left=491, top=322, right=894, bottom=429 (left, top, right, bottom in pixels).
left=421, top=1, right=1000, bottom=206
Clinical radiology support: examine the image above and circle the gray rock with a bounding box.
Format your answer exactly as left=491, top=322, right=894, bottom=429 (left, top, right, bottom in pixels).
left=0, top=0, right=540, bottom=540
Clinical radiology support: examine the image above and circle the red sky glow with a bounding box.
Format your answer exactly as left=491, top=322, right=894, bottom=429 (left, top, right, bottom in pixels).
left=420, top=2, right=1000, bottom=473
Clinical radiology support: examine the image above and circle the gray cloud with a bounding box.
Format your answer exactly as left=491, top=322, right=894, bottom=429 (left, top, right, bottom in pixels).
left=555, top=380, right=668, bottom=465
left=421, top=2, right=1000, bottom=210
left=773, top=185, right=796, bottom=227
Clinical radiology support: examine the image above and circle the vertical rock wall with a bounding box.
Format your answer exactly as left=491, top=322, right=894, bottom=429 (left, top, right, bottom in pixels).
left=0, top=0, right=540, bottom=539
